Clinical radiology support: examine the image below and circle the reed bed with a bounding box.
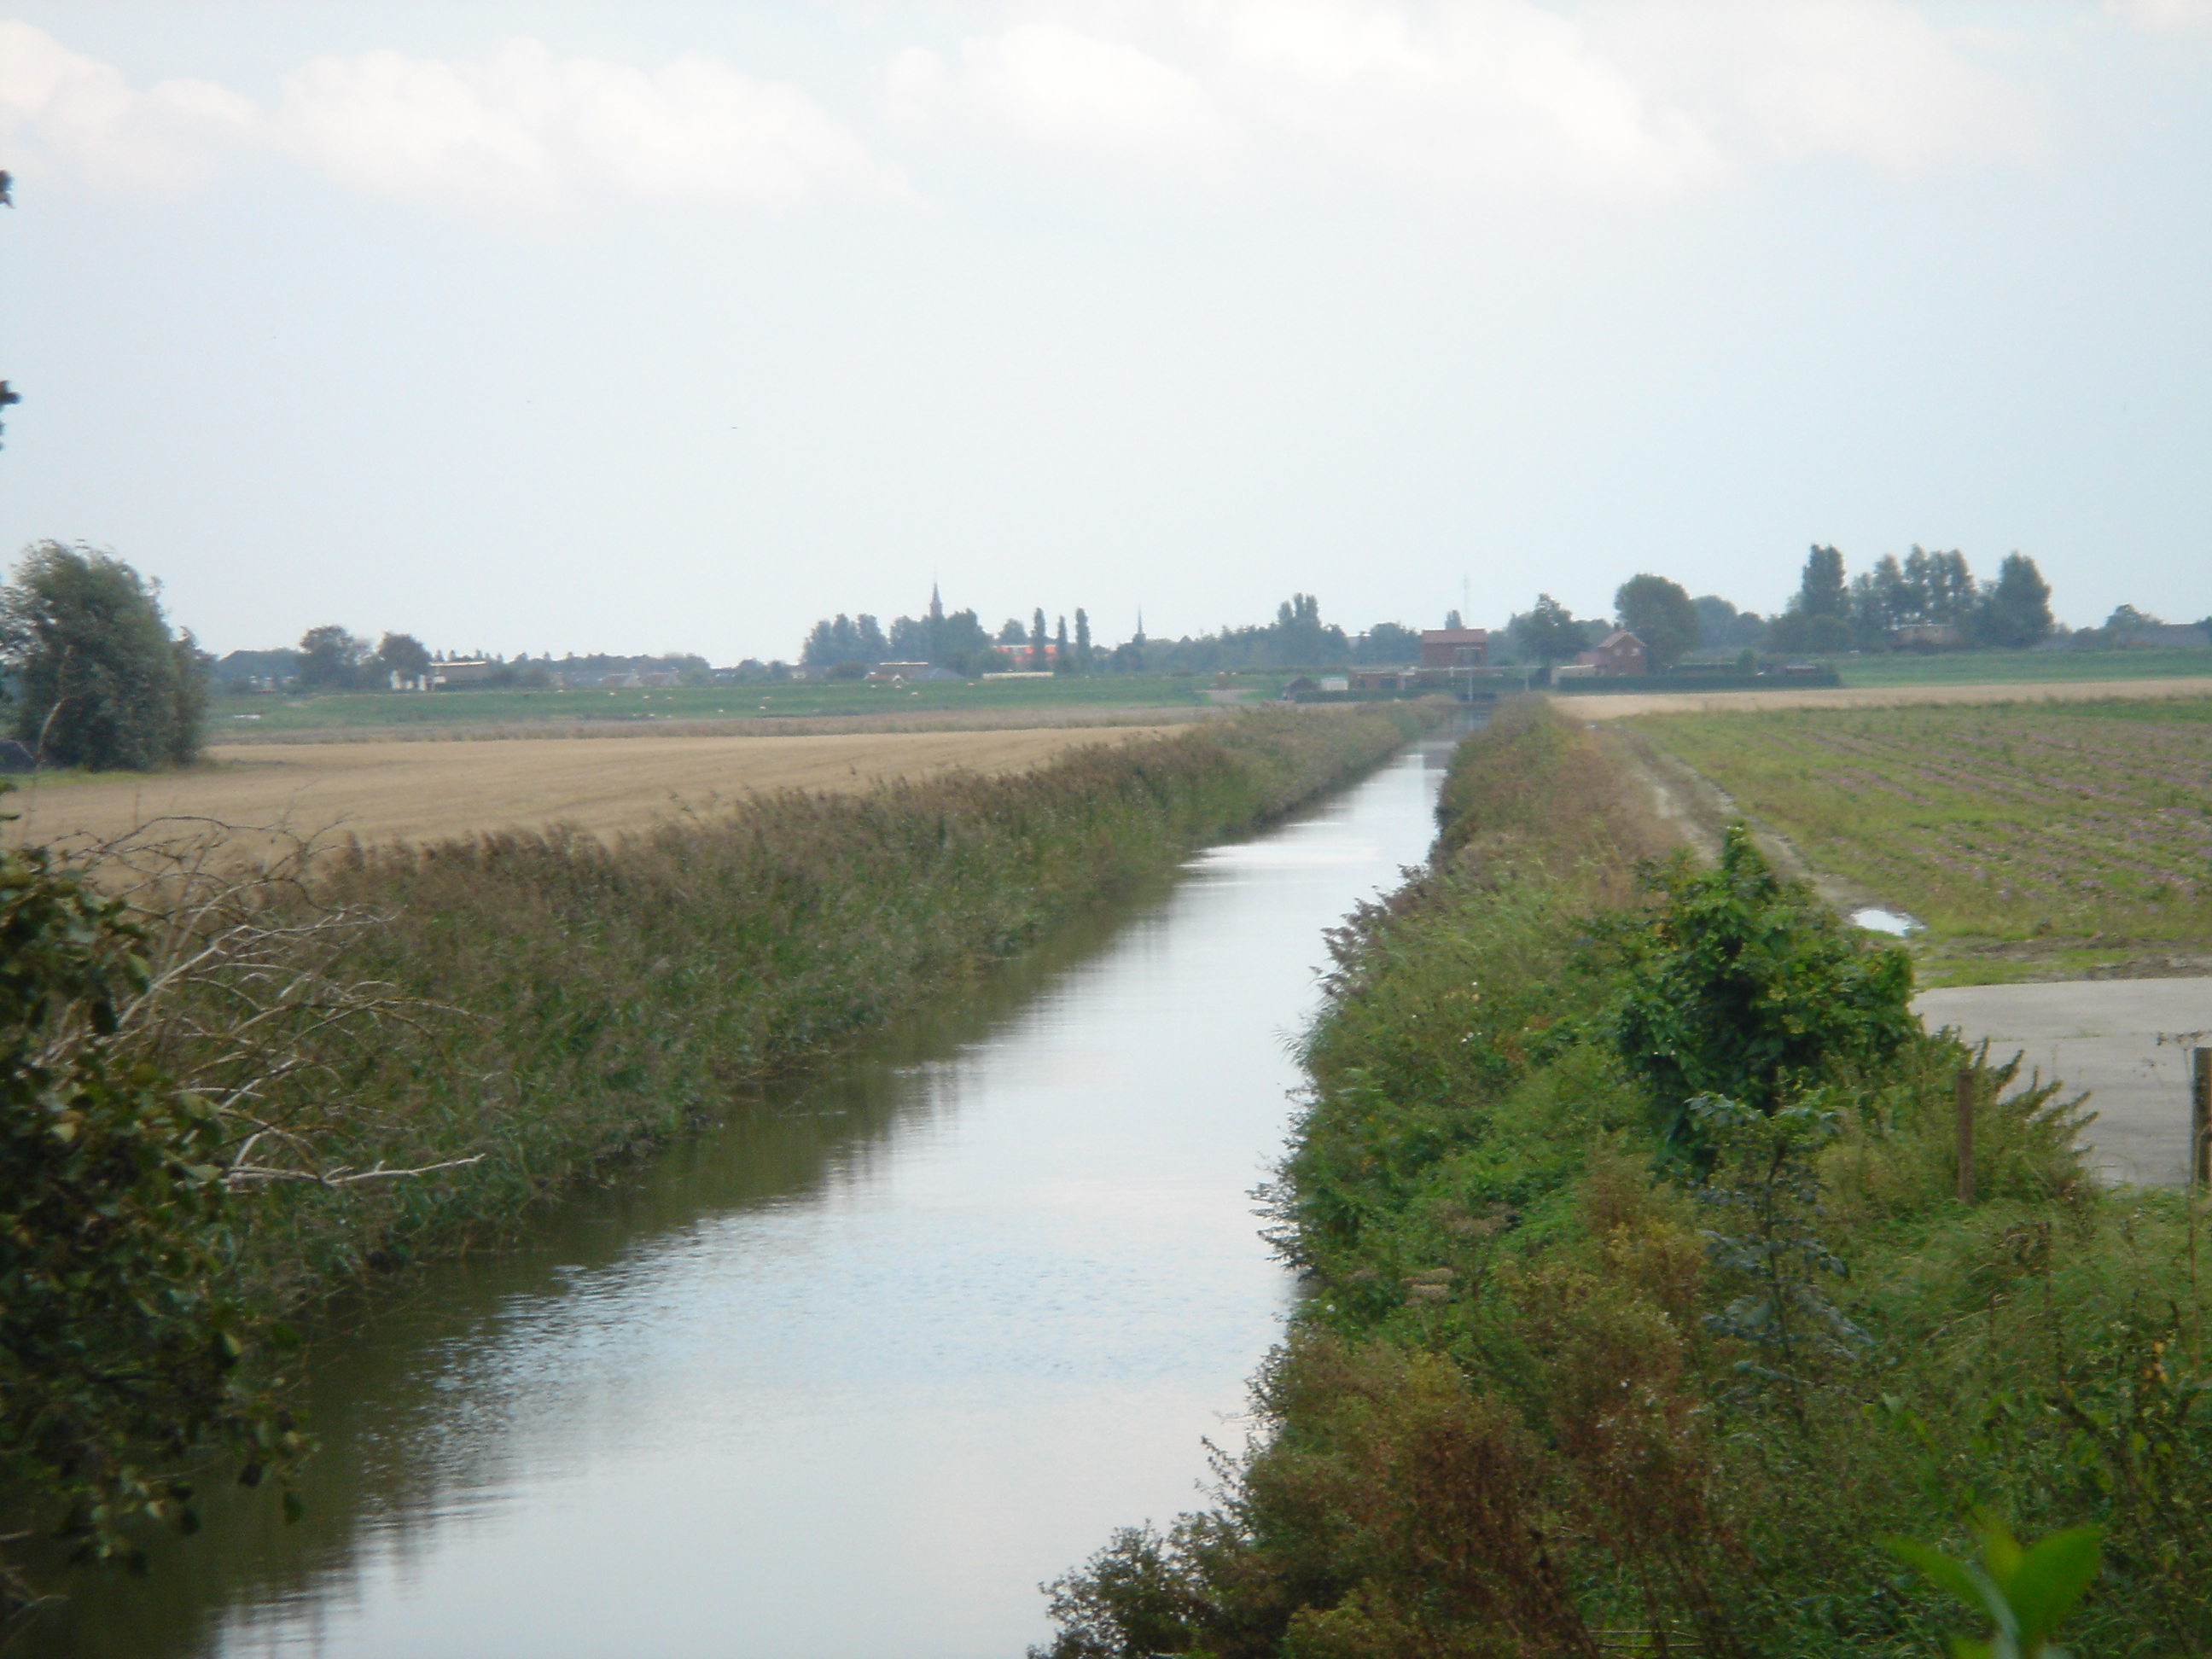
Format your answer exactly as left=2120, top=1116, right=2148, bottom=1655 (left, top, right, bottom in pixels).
left=140, top=706, right=1431, bottom=1306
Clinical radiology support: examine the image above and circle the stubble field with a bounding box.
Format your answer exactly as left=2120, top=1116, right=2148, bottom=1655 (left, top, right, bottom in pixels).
left=3, top=725, right=1196, bottom=854
left=1629, top=697, right=2212, bottom=981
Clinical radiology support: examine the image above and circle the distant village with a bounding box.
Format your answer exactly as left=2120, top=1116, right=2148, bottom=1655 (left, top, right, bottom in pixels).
left=208, top=547, right=2204, bottom=697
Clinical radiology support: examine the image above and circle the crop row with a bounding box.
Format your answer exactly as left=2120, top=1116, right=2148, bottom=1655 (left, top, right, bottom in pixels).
left=1634, top=699, right=2212, bottom=945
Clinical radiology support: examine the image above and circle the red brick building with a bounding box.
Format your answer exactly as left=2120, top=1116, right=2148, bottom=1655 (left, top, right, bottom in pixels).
left=1417, top=628, right=1489, bottom=671
left=1575, top=630, right=1648, bottom=677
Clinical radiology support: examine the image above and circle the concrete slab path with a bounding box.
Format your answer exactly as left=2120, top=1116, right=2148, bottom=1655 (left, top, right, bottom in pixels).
left=1914, top=979, right=2212, bottom=1188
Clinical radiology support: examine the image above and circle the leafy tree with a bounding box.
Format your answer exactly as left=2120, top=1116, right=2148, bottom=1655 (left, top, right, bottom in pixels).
left=372, top=632, right=432, bottom=683
left=1358, top=621, right=1422, bottom=664
left=294, top=625, right=367, bottom=691
left=1796, top=544, right=1848, bottom=620
left=1692, top=594, right=1763, bottom=649
left=1601, top=825, right=1915, bottom=1160
left=1912, top=547, right=1977, bottom=622
left=1613, top=573, right=1699, bottom=672
left=1074, top=608, right=1091, bottom=672
left=1030, top=608, right=1049, bottom=662
left=0, top=542, right=206, bottom=771
left=1054, top=614, right=1071, bottom=673
left=1511, top=593, right=1589, bottom=668
left=0, top=833, right=303, bottom=1607
left=1975, top=554, right=2053, bottom=649
left=997, top=617, right=1026, bottom=646
left=799, top=614, right=888, bottom=667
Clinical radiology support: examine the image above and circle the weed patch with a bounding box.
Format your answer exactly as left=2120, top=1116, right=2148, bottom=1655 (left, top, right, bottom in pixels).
left=1037, top=699, right=2212, bottom=1659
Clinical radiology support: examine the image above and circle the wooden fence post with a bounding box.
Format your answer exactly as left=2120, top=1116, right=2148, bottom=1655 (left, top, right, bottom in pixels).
left=1956, top=1066, right=1976, bottom=1206
left=2192, top=1047, right=2210, bottom=1190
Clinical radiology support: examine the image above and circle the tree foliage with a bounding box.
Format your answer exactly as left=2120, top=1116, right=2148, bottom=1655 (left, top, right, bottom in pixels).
left=0, top=833, right=301, bottom=1606
left=1512, top=592, right=1592, bottom=667
left=1613, top=573, right=1700, bottom=672
left=1601, top=826, right=1915, bottom=1157
left=371, top=632, right=432, bottom=682
left=1978, top=553, right=2054, bottom=649
left=0, top=542, right=205, bottom=771
left=294, top=625, right=369, bottom=691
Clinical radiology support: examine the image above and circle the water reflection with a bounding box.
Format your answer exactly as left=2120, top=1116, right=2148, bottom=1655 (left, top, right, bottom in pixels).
left=26, top=728, right=1464, bottom=1659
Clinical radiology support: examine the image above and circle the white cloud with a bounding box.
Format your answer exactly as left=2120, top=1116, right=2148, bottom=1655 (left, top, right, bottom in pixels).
left=1589, top=0, right=2039, bottom=173
left=0, top=23, right=905, bottom=209
left=0, top=20, right=254, bottom=187
left=277, top=40, right=911, bottom=209
left=888, top=26, right=1243, bottom=177
left=2104, top=0, right=2212, bottom=27
left=887, top=0, right=2041, bottom=197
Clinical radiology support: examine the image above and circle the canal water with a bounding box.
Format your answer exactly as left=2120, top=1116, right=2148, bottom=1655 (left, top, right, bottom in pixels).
left=29, top=729, right=1460, bottom=1659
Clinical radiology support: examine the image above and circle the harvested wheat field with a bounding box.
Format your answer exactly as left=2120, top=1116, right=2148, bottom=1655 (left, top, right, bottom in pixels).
left=5, top=725, right=1194, bottom=855
left=1556, top=674, right=2212, bottom=718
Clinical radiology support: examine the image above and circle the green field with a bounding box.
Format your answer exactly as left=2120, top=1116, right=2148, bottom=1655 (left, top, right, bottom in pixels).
left=205, top=672, right=1289, bottom=737
left=1634, top=696, right=2212, bottom=982
left=1831, top=645, right=2212, bottom=687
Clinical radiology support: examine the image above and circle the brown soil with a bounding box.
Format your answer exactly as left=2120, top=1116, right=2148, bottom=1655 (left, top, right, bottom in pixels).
left=5, top=726, right=1196, bottom=856
left=1556, top=676, right=2212, bottom=719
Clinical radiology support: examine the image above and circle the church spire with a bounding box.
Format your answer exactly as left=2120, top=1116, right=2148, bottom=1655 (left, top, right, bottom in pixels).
left=929, top=582, right=944, bottom=622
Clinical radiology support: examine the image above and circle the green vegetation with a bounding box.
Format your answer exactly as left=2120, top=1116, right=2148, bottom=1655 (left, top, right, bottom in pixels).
left=1633, top=698, right=2212, bottom=983
left=207, top=673, right=1263, bottom=736
left=1, top=543, right=207, bottom=771
left=1834, top=649, right=2212, bottom=688
left=1889, top=1513, right=2103, bottom=1659
left=1765, top=544, right=2056, bottom=656
left=0, top=830, right=304, bottom=1610
left=1036, top=700, right=2209, bottom=1658
left=1613, top=573, right=1699, bottom=672
left=3, top=706, right=1430, bottom=1610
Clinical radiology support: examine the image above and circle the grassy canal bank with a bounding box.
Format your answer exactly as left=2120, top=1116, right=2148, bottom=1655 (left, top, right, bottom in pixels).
left=1038, top=699, right=2210, bottom=1658
left=2, top=703, right=1433, bottom=1609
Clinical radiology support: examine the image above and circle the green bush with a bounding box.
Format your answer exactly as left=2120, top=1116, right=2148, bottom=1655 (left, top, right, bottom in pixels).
left=0, top=839, right=299, bottom=1613
left=1600, top=825, right=1916, bottom=1160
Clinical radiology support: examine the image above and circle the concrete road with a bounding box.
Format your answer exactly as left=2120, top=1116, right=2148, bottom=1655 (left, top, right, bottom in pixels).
left=1914, top=979, right=2212, bottom=1188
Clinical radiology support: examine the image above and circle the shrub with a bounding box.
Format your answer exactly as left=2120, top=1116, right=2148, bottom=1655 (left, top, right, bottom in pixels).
left=1601, top=825, right=1915, bottom=1160
left=0, top=838, right=300, bottom=1611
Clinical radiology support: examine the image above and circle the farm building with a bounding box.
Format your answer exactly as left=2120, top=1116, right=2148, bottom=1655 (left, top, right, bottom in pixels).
left=1418, top=628, right=1489, bottom=670
left=1575, top=631, right=1648, bottom=677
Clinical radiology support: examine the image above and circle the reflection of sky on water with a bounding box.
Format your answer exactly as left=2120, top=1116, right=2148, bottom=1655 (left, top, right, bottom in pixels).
left=1185, top=837, right=1385, bottom=870
left=45, top=733, right=1467, bottom=1659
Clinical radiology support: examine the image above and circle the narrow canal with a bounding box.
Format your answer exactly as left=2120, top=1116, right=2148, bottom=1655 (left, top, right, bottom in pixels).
left=32, top=726, right=1463, bottom=1659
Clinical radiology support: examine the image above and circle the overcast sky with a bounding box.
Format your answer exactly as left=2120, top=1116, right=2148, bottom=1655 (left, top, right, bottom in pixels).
left=0, top=2, right=2206, bottom=662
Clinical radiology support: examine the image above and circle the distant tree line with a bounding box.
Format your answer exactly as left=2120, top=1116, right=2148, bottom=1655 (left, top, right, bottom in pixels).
left=213, top=631, right=716, bottom=692
left=1761, top=544, right=2056, bottom=654
left=797, top=591, right=1435, bottom=676
left=1487, top=545, right=2081, bottom=677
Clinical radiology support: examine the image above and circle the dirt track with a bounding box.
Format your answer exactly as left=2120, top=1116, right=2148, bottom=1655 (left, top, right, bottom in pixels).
left=1556, top=675, right=2212, bottom=719
left=4, top=726, right=1193, bottom=853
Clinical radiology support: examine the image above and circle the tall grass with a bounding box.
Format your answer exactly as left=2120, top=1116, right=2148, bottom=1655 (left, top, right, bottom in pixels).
left=149, top=706, right=1432, bottom=1305
left=1037, top=699, right=2212, bottom=1659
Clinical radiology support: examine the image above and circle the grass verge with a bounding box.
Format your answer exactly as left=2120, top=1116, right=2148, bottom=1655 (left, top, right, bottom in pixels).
left=1034, top=698, right=2210, bottom=1659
